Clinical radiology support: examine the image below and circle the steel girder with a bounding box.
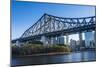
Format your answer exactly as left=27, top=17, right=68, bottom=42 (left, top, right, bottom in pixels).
left=21, top=13, right=96, bottom=38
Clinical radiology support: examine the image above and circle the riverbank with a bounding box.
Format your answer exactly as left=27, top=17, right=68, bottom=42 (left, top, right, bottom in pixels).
left=12, top=52, right=70, bottom=58
left=13, top=49, right=96, bottom=58
left=12, top=50, right=96, bottom=58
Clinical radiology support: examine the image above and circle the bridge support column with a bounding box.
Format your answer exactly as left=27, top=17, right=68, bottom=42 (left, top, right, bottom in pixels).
left=41, top=36, right=49, bottom=46
left=65, top=34, right=69, bottom=45
left=79, top=32, right=83, bottom=49
left=46, top=36, right=58, bottom=45
left=50, top=37, right=55, bottom=45
left=51, top=37, right=54, bottom=45
left=15, top=40, right=20, bottom=46
left=93, top=31, right=96, bottom=48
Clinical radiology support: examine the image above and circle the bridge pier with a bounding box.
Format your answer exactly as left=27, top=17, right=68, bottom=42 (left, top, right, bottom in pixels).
left=40, top=36, right=56, bottom=46
left=49, top=36, right=58, bottom=45
left=65, top=34, right=69, bottom=45
left=41, top=36, right=48, bottom=46
left=94, top=31, right=96, bottom=47
left=41, top=35, right=65, bottom=46
left=79, top=32, right=83, bottom=49
left=50, top=37, right=54, bottom=45
left=15, top=40, right=20, bottom=46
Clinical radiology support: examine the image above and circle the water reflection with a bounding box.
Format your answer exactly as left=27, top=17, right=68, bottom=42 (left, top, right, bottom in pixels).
left=12, top=51, right=96, bottom=66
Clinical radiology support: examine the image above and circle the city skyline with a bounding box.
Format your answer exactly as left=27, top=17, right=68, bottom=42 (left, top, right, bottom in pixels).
left=55, top=31, right=95, bottom=46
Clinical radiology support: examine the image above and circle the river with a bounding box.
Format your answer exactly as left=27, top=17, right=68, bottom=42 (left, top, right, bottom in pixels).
left=11, top=51, right=96, bottom=66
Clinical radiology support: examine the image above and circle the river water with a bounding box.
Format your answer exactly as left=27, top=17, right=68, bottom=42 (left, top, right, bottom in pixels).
left=12, top=51, right=96, bottom=66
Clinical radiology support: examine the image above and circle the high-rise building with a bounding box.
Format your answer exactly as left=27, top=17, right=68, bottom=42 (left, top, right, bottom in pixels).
left=70, top=39, right=77, bottom=50
left=84, top=31, right=95, bottom=48
left=57, top=36, right=65, bottom=45
left=70, top=39, right=77, bottom=46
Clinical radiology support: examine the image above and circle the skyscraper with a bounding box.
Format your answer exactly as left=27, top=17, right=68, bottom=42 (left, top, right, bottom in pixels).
left=84, top=31, right=95, bottom=48
left=58, top=36, right=65, bottom=45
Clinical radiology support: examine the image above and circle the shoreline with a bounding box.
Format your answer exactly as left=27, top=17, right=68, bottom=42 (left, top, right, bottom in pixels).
left=12, top=52, right=70, bottom=58
left=12, top=50, right=95, bottom=58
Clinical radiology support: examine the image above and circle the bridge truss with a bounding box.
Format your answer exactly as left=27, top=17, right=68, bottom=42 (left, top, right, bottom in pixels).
left=21, top=13, right=96, bottom=39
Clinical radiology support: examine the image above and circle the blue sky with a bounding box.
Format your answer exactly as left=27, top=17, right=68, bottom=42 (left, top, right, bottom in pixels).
left=12, top=1, right=95, bottom=40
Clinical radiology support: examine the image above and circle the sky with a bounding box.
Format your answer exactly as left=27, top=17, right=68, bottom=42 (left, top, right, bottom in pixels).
left=12, top=1, right=95, bottom=40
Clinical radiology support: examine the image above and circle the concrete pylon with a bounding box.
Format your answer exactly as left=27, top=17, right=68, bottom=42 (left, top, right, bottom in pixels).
left=93, top=31, right=96, bottom=48
left=41, top=36, right=52, bottom=46
left=65, top=34, right=69, bottom=45
left=41, top=36, right=47, bottom=46
left=79, top=32, right=83, bottom=47
left=94, top=31, right=96, bottom=44
left=50, top=37, right=56, bottom=45
left=48, top=36, right=58, bottom=45
left=15, top=40, right=20, bottom=46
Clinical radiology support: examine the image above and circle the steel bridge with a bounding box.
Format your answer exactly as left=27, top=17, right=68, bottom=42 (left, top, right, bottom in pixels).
left=12, top=13, right=96, bottom=46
